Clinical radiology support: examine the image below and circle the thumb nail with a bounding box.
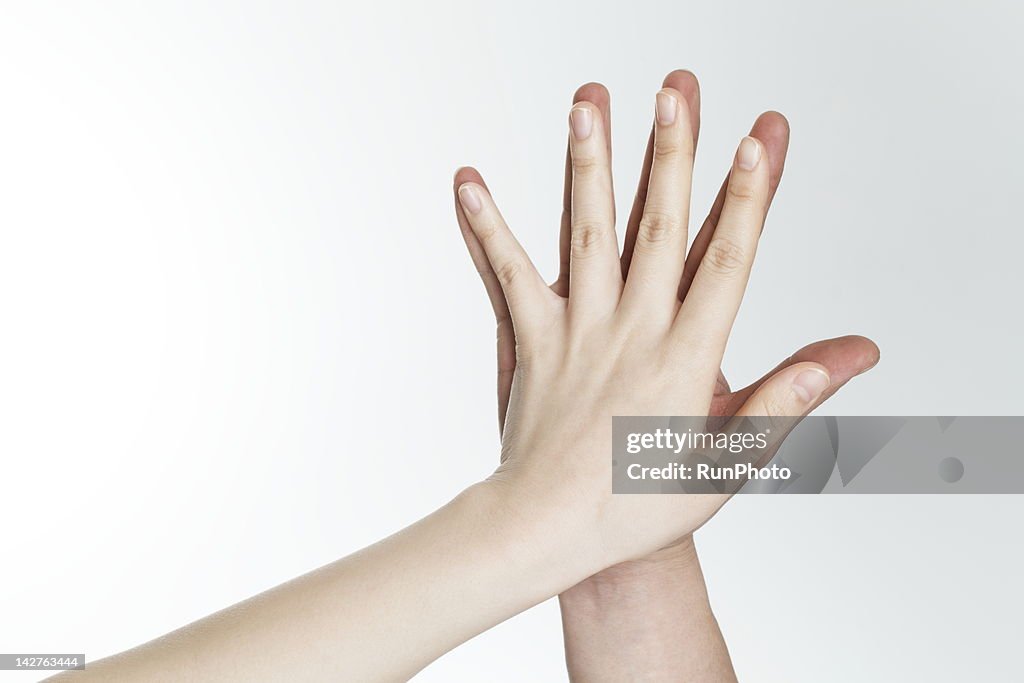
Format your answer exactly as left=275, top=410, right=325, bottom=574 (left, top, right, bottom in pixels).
left=792, top=367, right=830, bottom=404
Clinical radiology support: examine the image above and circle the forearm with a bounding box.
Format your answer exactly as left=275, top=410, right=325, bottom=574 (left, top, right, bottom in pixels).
left=559, top=538, right=736, bottom=683
left=56, top=482, right=598, bottom=682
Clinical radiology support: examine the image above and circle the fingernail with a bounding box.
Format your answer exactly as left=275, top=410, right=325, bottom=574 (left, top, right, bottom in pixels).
left=458, top=184, right=482, bottom=215
left=735, top=136, right=761, bottom=171
left=792, top=368, right=830, bottom=404
left=570, top=106, right=593, bottom=140
left=656, top=91, right=677, bottom=126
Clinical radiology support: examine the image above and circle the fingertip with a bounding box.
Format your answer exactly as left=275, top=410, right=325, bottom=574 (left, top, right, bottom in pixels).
left=569, top=99, right=602, bottom=117
left=572, top=82, right=612, bottom=149
left=785, top=335, right=881, bottom=387
left=854, top=335, right=881, bottom=371
left=754, top=110, right=790, bottom=134
left=457, top=182, right=485, bottom=215
left=663, top=70, right=700, bottom=139
left=454, top=166, right=485, bottom=189
left=662, top=69, right=699, bottom=98
left=750, top=112, right=790, bottom=147
left=735, top=135, right=765, bottom=172
left=658, top=86, right=686, bottom=105
left=790, top=362, right=832, bottom=405
left=832, top=334, right=881, bottom=373
left=569, top=101, right=603, bottom=141
left=797, top=360, right=831, bottom=379
left=655, top=87, right=690, bottom=130
left=573, top=81, right=609, bottom=107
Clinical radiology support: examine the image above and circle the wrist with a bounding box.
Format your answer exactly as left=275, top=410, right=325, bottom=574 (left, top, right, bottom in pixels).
left=560, top=536, right=710, bottom=613
left=559, top=538, right=736, bottom=683
left=463, top=477, right=607, bottom=594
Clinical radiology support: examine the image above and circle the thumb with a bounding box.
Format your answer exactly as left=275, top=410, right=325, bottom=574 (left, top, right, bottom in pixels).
left=708, top=362, right=831, bottom=477
left=735, top=361, right=831, bottom=422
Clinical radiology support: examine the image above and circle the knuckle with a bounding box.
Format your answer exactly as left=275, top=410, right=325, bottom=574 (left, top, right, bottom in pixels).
left=495, top=259, right=526, bottom=288
left=571, top=154, right=603, bottom=175
left=475, top=221, right=501, bottom=243
left=751, top=399, right=792, bottom=436
left=702, top=236, right=748, bottom=277
left=652, top=139, right=692, bottom=163
left=570, top=220, right=607, bottom=257
left=726, top=180, right=758, bottom=204
left=756, top=395, right=789, bottom=419
left=636, top=211, right=682, bottom=250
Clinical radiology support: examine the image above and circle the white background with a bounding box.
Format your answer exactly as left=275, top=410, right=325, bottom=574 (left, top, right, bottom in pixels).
left=1, top=2, right=1022, bottom=681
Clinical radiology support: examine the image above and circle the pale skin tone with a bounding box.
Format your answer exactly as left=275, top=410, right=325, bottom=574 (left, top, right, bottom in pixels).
left=53, top=71, right=877, bottom=682
left=455, top=69, right=879, bottom=681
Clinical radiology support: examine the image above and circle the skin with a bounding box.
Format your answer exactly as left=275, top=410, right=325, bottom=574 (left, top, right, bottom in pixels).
left=53, top=73, right=877, bottom=683
left=454, top=70, right=879, bottom=681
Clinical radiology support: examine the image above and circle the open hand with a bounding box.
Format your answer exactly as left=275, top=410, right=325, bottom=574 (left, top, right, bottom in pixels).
left=453, top=71, right=878, bottom=568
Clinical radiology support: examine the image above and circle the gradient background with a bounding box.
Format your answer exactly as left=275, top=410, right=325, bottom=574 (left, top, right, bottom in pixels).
left=1, top=2, right=1022, bottom=681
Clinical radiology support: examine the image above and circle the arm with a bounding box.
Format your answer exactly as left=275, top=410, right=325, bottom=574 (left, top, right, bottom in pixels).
left=53, top=483, right=602, bottom=682
left=560, top=539, right=736, bottom=683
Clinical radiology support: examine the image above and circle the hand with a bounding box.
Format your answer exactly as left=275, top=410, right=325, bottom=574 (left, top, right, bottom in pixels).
left=453, top=74, right=876, bottom=571
left=454, top=70, right=879, bottom=570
